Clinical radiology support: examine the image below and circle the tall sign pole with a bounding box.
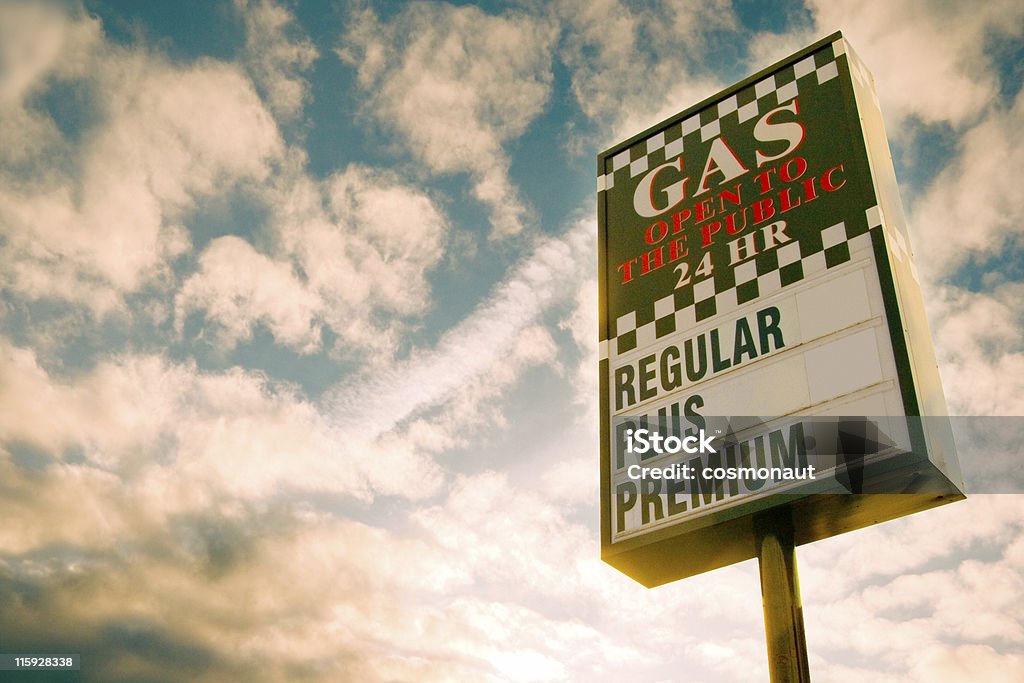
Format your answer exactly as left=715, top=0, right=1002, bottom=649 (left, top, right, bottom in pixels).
left=597, top=32, right=966, bottom=679
left=756, top=510, right=810, bottom=682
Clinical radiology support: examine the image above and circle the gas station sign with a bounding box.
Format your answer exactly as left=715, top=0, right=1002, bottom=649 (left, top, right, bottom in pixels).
left=598, top=33, right=965, bottom=587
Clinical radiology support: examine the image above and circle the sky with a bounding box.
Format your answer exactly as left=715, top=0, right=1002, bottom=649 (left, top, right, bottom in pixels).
left=0, top=0, right=1022, bottom=681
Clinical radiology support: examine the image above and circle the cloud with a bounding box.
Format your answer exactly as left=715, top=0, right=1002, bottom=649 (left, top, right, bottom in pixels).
left=0, top=1, right=447, bottom=362
left=560, top=277, right=599, bottom=410
left=0, top=1, right=98, bottom=106
left=557, top=0, right=735, bottom=144
left=177, top=162, right=449, bottom=359
left=801, top=495, right=1024, bottom=590
left=0, top=337, right=445, bottom=519
left=235, top=0, right=318, bottom=120
left=0, top=495, right=650, bottom=682
left=927, top=283, right=1024, bottom=415
left=908, top=644, right=1024, bottom=683
left=282, top=164, right=448, bottom=338
left=176, top=235, right=323, bottom=352
left=796, top=495, right=1024, bottom=681
left=326, top=218, right=592, bottom=438
left=402, top=467, right=775, bottom=681
left=749, top=0, right=1024, bottom=133
left=0, top=1, right=283, bottom=314
left=0, top=509, right=463, bottom=682
left=1, top=396, right=755, bottom=682
left=387, top=323, right=561, bottom=463
left=909, top=88, right=1024, bottom=280
left=338, top=2, right=558, bottom=238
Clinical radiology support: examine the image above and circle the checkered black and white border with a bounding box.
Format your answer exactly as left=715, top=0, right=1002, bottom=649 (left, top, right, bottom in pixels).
left=601, top=205, right=892, bottom=360
left=869, top=205, right=918, bottom=282
left=597, top=40, right=846, bottom=194
left=843, top=40, right=880, bottom=110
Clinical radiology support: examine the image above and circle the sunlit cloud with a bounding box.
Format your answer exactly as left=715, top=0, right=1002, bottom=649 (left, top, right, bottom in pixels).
left=338, top=2, right=558, bottom=238
left=235, top=0, right=318, bottom=121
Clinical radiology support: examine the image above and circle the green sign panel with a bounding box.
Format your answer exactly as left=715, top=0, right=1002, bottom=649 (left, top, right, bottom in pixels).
left=598, top=33, right=964, bottom=587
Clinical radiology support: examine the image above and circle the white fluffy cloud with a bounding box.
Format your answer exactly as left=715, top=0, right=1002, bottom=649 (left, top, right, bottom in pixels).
left=0, top=337, right=447, bottom=524
left=799, top=495, right=1024, bottom=681
left=927, top=283, right=1024, bottom=415
left=0, top=0, right=450, bottom=363
left=177, top=163, right=449, bottom=358
left=749, top=0, right=1024, bottom=132
left=176, top=235, right=323, bottom=351
left=235, top=0, right=318, bottom=120
left=909, top=88, right=1024, bottom=280
left=339, top=3, right=558, bottom=238
left=557, top=0, right=735, bottom=144
left=0, top=2, right=98, bottom=106
left=560, top=277, right=599, bottom=410
left=0, top=2, right=283, bottom=314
